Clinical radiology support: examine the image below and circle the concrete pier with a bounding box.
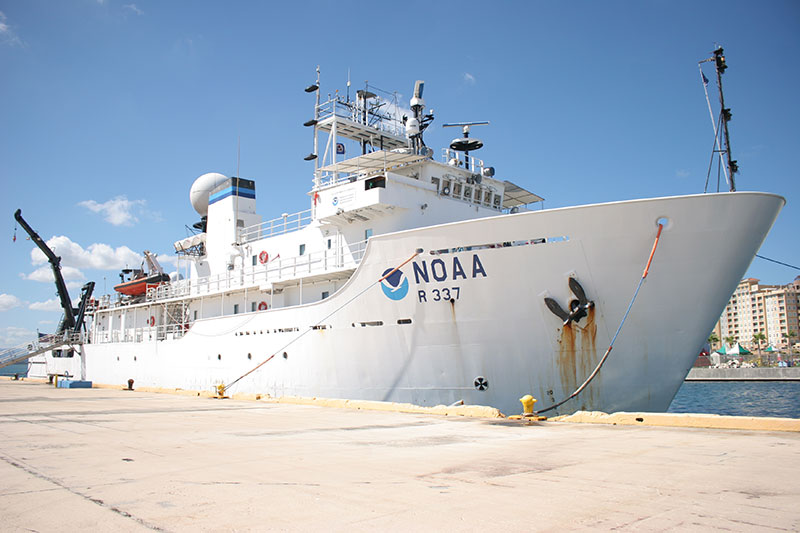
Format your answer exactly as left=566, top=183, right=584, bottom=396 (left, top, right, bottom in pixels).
left=1, top=379, right=798, bottom=532
left=687, top=367, right=800, bottom=381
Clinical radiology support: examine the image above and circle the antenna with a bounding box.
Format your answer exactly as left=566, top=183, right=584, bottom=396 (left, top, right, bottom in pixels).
left=699, top=48, right=736, bottom=192
left=442, top=121, right=489, bottom=171
left=406, top=80, right=435, bottom=156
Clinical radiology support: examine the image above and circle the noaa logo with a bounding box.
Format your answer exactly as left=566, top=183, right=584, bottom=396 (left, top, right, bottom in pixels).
left=380, top=268, right=409, bottom=301
left=332, top=197, right=339, bottom=206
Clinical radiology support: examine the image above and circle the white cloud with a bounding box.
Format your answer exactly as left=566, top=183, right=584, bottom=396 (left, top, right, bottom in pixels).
left=29, top=298, right=63, bottom=312
left=0, top=294, right=23, bottom=312
left=24, top=265, right=85, bottom=283
left=676, top=169, right=690, bottom=178
left=30, top=235, right=141, bottom=271
left=0, top=326, right=37, bottom=348
left=463, top=72, right=476, bottom=85
left=123, top=3, right=144, bottom=15
left=78, top=196, right=146, bottom=226
left=29, top=293, right=85, bottom=312
left=0, top=11, right=25, bottom=47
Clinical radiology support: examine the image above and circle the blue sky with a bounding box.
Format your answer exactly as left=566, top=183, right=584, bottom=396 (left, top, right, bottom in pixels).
left=1, top=0, right=798, bottom=347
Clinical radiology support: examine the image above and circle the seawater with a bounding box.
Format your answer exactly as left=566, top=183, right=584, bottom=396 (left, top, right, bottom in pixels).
left=0, top=362, right=28, bottom=377
left=669, top=381, right=800, bottom=419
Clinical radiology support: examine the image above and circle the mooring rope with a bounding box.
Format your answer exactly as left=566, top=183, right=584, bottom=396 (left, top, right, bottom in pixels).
left=534, top=223, right=664, bottom=414
left=223, top=249, right=422, bottom=393
left=755, top=254, right=800, bottom=271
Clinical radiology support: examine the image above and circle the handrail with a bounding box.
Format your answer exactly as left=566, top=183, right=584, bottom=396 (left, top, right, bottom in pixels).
left=239, top=209, right=313, bottom=244
left=0, top=331, right=85, bottom=369
left=143, top=238, right=369, bottom=303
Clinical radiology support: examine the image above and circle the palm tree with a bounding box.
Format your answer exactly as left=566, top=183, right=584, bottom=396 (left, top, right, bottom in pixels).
left=752, top=331, right=767, bottom=365
left=788, top=330, right=797, bottom=354
left=723, top=335, right=736, bottom=348
left=707, top=332, right=720, bottom=349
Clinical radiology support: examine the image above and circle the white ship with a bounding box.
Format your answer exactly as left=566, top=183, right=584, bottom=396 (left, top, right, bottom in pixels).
left=14, top=68, right=784, bottom=416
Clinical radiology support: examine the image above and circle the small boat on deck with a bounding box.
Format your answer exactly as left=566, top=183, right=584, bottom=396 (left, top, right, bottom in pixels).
left=114, top=272, right=171, bottom=296
left=113, top=251, right=170, bottom=297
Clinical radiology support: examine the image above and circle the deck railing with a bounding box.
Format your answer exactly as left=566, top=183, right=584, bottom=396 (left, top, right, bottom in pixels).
left=145, top=238, right=368, bottom=302
left=238, top=209, right=313, bottom=244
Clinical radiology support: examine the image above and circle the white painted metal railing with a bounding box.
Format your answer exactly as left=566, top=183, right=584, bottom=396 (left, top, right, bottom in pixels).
left=146, top=238, right=368, bottom=302
left=238, top=209, right=313, bottom=244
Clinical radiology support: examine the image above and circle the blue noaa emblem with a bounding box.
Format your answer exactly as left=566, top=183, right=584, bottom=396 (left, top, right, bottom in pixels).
left=380, top=268, right=409, bottom=301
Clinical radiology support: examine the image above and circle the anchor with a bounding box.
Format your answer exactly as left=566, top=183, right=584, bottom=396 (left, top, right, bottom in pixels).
left=544, top=277, right=595, bottom=326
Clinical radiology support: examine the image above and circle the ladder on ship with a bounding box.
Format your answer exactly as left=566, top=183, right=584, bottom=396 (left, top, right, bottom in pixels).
left=0, top=332, right=85, bottom=370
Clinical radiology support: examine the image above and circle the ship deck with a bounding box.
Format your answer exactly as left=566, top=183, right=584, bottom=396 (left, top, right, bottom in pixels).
left=1, top=378, right=798, bottom=531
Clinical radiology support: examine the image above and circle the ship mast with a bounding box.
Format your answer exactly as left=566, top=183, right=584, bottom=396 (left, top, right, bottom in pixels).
left=714, top=48, right=737, bottom=192
left=702, top=47, right=737, bottom=192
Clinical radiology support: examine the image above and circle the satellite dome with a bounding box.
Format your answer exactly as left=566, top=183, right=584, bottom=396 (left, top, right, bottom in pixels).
left=190, top=172, right=228, bottom=216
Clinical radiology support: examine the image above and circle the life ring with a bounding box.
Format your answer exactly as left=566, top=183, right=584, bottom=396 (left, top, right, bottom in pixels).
left=148, top=316, right=155, bottom=327
left=258, top=301, right=268, bottom=311
left=259, top=251, right=269, bottom=264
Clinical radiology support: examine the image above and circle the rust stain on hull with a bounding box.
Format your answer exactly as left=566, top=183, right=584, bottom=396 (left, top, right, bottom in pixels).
left=556, top=307, right=598, bottom=405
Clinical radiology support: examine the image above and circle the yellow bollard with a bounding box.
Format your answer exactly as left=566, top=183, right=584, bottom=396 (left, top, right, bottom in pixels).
left=53, top=375, right=58, bottom=388
left=519, top=394, right=537, bottom=416
left=216, top=383, right=227, bottom=398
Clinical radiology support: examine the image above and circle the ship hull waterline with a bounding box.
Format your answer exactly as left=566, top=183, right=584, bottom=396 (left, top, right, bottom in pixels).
left=34, top=191, right=784, bottom=416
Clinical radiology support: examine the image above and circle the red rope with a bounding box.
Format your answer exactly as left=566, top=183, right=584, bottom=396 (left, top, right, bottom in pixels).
left=642, top=223, right=663, bottom=279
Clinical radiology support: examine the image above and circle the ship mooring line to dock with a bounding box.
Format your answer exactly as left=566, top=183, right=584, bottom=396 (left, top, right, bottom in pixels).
left=223, top=249, right=423, bottom=393
left=535, top=223, right=664, bottom=415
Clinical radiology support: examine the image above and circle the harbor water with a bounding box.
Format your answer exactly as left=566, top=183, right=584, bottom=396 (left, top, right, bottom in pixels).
left=669, top=380, right=800, bottom=419
left=0, top=362, right=27, bottom=377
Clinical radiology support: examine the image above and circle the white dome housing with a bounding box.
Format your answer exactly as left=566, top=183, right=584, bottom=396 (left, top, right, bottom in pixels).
left=190, top=172, right=228, bottom=216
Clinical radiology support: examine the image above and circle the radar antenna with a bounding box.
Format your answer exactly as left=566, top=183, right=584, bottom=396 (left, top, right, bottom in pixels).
left=442, top=121, right=489, bottom=171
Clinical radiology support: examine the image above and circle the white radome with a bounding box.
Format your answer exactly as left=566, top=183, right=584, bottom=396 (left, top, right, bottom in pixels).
left=190, top=172, right=229, bottom=216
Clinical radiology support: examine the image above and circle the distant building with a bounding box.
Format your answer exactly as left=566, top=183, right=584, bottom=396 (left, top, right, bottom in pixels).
left=716, top=276, right=800, bottom=352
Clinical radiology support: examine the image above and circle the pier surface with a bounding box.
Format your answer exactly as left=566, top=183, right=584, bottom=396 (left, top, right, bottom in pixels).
left=1, top=380, right=798, bottom=532
left=686, top=366, right=800, bottom=381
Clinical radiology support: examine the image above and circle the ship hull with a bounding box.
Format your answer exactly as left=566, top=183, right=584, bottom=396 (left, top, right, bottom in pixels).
left=34, top=192, right=784, bottom=416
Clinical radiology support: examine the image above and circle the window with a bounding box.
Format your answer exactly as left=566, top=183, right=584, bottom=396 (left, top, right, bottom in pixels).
left=299, top=244, right=306, bottom=256
left=252, top=255, right=257, bottom=266
left=234, top=304, right=240, bottom=315
left=365, top=176, right=386, bottom=190
left=251, top=302, right=257, bottom=312
left=322, top=291, right=329, bottom=299
left=327, top=238, right=332, bottom=249
left=193, top=310, right=198, bottom=320
left=365, top=229, right=373, bottom=241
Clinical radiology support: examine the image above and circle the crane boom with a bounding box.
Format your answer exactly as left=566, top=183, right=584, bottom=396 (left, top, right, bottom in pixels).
left=14, top=209, right=76, bottom=333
